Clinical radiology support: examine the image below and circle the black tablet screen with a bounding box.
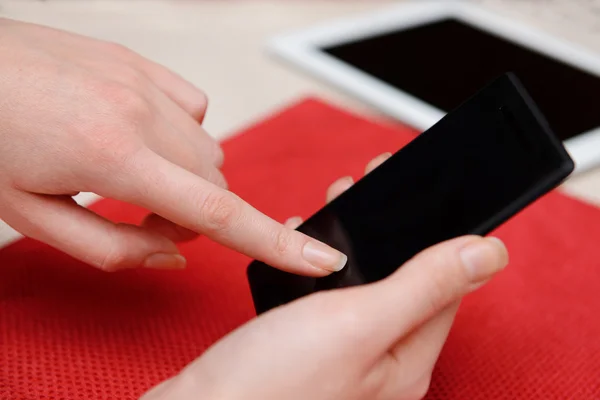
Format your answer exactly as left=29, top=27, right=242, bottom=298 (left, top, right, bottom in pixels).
left=322, top=18, right=600, bottom=141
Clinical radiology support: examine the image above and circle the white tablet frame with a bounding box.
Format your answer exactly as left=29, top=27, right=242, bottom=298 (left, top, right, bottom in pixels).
left=267, top=1, right=600, bottom=174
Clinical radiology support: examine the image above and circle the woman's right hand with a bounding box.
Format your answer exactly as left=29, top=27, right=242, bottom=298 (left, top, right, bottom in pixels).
left=0, top=17, right=346, bottom=275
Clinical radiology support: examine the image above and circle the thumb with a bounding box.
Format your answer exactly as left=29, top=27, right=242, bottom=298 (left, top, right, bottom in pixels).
left=2, top=191, right=185, bottom=271
left=342, top=235, right=508, bottom=354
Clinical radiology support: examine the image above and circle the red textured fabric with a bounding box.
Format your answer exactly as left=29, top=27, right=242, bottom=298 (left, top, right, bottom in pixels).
left=1, top=98, right=599, bottom=399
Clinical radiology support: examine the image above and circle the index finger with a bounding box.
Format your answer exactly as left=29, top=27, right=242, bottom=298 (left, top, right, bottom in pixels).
left=107, top=151, right=347, bottom=276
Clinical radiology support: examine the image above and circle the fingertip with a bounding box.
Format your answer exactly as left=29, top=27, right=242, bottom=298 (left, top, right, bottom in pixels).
left=284, top=216, right=303, bottom=229
left=487, top=236, right=509, bottom=265
left=194, top=90, right=209, bottom=123
left=326, top=176, right=354, bottom=203
left=139, top=57, right=209, bottom=122
left=364, top=152, right=392, bottom=175
left=301, top=240, right=347, bottom=273
left=459, top=237, right=508, bottom=283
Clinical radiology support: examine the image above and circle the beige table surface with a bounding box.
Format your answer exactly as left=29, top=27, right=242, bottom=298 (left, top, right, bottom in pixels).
left=1, top=0, right=600, bottom=248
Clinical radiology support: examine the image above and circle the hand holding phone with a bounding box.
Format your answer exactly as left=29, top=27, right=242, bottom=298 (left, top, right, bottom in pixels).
left=142, top=197, right=509, bottom=400
left=143, top=73, right=571, bottom=400
left=247, top=73, right=574, bottom=314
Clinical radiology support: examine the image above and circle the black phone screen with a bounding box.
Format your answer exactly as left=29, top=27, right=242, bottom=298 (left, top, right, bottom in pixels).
left=321, top=18, right=600, bottom=142
left=247, top=75, right=573, bottom=314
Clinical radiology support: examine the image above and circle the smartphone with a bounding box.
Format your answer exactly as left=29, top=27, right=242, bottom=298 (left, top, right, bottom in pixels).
left=246, top=73, right=574, bottom=315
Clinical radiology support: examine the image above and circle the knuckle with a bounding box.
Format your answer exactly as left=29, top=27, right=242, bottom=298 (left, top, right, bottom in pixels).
left=66, top=80, right=147, bottom=181
left=97, top=225, right=130, bottom=272
left=97, top=223, right=142, bottom=272
left=110, top=84, right=152, bottom=122
left=425, top=273, right=454, bottom=315
left=90, top=142, right=140, bottom=181
left=421, top=253, right=462, bottom=314
left=90, top=80, right=151, bottom=126
left=195, top=90, right=209, bottom=115
left=104, top=41, right=135, bottom=60
left=185, top=88, right=208, bottom=121
left=119, top=66, right=149, bottom=92
left=198, top=192, right=241, bottom=233
left=274, top=228, right=293, bottom=257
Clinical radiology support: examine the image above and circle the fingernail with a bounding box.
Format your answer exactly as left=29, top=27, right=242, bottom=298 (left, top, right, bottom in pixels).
left=487, top=237, right=507, bottom=251
left=459, top=237, right=507, bottom=282
left=143, top=253, right=187, bottom=269
left=302, top=241, right=347, bottom=272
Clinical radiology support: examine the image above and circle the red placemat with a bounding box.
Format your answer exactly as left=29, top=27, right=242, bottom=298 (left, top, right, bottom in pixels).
left=1, top=98, right=599, bottom=399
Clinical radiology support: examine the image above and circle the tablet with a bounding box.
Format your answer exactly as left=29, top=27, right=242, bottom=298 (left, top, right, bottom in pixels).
left=267, top=1, right=600, bottom=174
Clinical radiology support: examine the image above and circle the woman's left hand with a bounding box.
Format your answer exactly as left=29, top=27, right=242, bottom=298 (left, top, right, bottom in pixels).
left=141, top=153, right=509, bottom=400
